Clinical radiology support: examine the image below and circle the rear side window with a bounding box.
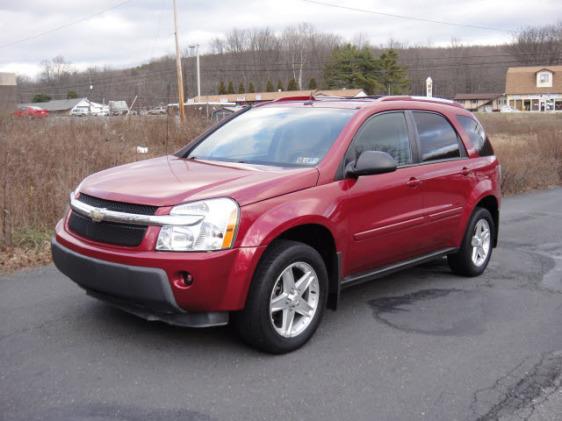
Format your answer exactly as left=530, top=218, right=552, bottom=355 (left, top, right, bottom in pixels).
left=412, top=111, right=461, bottom=162
left=348, top=112, right=412, bottom=166
left=456, top=115, right=494, bottom=156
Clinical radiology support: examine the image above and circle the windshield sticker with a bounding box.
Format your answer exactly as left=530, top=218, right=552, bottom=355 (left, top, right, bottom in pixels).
left=296, top=157, right=320, bottom=165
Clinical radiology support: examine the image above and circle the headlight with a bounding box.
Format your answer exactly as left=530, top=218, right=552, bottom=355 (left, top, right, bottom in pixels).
left=156, top=198, right=239, bottom=251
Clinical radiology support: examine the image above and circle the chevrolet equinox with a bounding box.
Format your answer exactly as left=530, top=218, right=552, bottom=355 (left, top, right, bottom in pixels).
left=52, top=95, right=501, bottom=354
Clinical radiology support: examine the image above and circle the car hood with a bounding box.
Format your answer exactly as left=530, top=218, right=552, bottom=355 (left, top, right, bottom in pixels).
left=78, top=155, right=319, bottom=207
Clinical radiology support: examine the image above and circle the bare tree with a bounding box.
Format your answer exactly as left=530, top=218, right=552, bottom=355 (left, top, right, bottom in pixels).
left=40, top=55, right=73, bottom=84
left=509, top=22, right=562, bottom=65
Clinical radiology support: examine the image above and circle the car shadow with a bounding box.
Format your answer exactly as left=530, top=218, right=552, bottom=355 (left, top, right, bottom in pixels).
left=71, top=257, right=470, bottom=353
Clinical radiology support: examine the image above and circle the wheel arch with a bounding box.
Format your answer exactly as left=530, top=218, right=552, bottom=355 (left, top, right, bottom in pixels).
left=474, top=195, right=499, bottom=247
left=276, top=223, right=341, bottom=310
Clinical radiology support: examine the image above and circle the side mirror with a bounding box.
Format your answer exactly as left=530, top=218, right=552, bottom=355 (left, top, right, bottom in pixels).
left=345, top=150, right=398, bottom=178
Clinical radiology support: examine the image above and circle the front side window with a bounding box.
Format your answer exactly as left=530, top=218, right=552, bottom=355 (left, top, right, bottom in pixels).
left=412, top=111, right=461, bottom=162
left=188, top=107, right=354, bottom=167
left=347, top=112, right=412, bottom=166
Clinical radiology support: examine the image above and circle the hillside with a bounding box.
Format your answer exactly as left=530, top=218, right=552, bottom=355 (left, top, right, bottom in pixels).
left=15, top=23, right=555, bottom=108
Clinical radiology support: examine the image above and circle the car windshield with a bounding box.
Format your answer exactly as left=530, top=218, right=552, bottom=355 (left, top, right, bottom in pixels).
left=188, top=106, right=355, bottom=167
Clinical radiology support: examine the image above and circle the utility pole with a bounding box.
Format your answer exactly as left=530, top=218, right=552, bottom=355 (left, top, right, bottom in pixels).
left=189, top=44, right=201, bottom=99
left=173, top=0, right=186, bottom=123
left=195, top=44, right=201, bottom=98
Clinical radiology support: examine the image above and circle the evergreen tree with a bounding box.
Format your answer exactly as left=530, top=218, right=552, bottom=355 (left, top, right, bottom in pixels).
left=238, top=82, right=245, bottom=94
left=32, top=93, right=51, bottom=103
left=265, top=80, right=274, bottom=92
left=66, top=90, right=78, bottom=99
left=276, top=80, right=284, bottom=91
left=379, top=49, right=410, bottom=95
left=287, top=78, right=298, bottom=91
left=218, top=81, right=226, bottom=95
left=248, top=82, right=255, bottom=93
left=323, top=44, right=383, bottom=95
left=227, top=81, right=235, bottom=94
left=308, top=78, right=318, bottom=90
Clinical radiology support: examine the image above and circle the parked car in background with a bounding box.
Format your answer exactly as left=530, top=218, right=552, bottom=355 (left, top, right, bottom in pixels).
left=52, top=95, right=501, bottom=354
left=13, top=105, right=48, bottom=118
left=148, top=106, right=167, bottom=115
left=71, top=106, right=90, bottom=117
left=500, top=105, right=520, bottom=113
left=92, top=105, right=110, bottom=116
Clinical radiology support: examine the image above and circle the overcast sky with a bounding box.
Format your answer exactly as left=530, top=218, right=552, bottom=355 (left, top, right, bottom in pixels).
left=0, top=0, right=560, bottom=79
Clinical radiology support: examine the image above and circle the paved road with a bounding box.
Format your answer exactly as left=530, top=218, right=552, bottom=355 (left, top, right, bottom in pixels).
left=2, top=188, right=562, bottom=421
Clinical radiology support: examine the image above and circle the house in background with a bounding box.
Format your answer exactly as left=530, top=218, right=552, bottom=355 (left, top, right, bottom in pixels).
left=453, top=93, right=506, bottom=112
left=18, top=98, right=91, bottom=115
left=505, top=65, right=562, bottom=112
left=189, top=88, right=367, bottom=105
left=18, top=98, right=111, bottom=116
left=0, top=72, right=17, bottom=114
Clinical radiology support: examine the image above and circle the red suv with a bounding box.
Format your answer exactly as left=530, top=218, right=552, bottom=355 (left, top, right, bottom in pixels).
left=52, top=96, right=500, bottom=353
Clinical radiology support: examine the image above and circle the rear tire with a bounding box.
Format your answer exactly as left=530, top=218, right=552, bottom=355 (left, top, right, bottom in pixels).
left=233, top=240, right=328, bottom=354
left=448, top=207, right=495, bottom=277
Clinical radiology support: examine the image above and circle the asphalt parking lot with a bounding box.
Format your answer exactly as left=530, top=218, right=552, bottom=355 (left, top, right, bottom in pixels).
left=1, top=188, right=562, bottom=421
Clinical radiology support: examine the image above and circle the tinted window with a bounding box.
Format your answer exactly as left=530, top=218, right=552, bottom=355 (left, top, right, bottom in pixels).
left=348, top=112, right=412, bottom=166
left=413, top=112, right=461, bottom=162
left=189, top=107, right=354, bottom=167
left=456, top=115, right=494, bottom=156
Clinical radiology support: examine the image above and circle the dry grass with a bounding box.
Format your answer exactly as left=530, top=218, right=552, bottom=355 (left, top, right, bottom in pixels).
left=0, top=111, right=561, bottom=272
left=478, top=113, right=562, bottom=194
left=0, top=112, right=209, bottom=271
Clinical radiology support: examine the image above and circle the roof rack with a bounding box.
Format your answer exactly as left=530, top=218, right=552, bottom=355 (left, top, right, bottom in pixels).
left=272, top=94, right=381, bottom=103
left=268, top=94, right=463, bottom=108
left=380, top=95, right=464, bottom=108
left=272, top=95, right=315, bottom=103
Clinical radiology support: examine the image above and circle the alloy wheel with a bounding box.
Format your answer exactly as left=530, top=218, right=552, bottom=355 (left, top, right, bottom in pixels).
left=269, top=262, right=320, bottom=338
left=470, top=219, right=491, bottom=267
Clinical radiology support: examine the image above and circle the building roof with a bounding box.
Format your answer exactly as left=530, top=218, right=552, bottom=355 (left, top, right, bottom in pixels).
left=506, top=65, right=562, bottom=95
left=453, top=93, right=504, bottom=101
left=190, top=88, right=367, bottom=104
left=19, top=98, right=87, bottom=112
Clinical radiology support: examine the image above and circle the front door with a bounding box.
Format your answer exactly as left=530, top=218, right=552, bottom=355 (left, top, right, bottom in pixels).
left=341, top=111, right=427, bottom=275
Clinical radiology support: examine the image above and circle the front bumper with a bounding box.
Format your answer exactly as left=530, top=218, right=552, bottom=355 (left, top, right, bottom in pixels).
left=52, top=238, right=228, bottom=327
left=53, top=217, right=265, bottom=322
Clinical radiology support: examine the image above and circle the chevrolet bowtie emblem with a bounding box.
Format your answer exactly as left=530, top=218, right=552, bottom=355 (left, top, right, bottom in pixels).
left=90, top=208, right=105, bottom=223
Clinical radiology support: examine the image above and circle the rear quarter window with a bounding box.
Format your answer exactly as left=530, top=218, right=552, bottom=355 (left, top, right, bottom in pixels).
left=456, top=115, right=494, bottom=156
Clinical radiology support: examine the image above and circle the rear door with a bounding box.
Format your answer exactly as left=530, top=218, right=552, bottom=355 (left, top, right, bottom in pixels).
left=342, top=111, right=428, bottom=275
left=409, top=110, right=475, bottom=251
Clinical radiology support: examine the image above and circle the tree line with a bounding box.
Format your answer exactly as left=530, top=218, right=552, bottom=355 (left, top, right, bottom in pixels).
left=16, top=21, right=562, bottom=107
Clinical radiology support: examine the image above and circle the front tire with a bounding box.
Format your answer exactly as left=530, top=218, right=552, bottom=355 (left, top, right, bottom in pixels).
left=233, top=240, right=328, bottom=354
left=448, top=207, right=495, bottom=277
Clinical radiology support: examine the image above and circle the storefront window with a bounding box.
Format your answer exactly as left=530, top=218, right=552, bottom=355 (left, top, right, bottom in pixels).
left=532, top=99, right=539, bottom=111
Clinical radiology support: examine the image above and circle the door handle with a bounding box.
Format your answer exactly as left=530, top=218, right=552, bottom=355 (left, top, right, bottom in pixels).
left=461, top=167, right=471, bottom=176
left=407, top=177, right=421, bottom=187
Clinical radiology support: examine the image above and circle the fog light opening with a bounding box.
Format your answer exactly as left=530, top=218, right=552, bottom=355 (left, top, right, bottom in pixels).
left=179, top=271, right=194, bottom=286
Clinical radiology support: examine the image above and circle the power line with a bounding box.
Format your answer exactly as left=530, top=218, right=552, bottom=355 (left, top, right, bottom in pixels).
left=17, top=50, right=552, bottom=93
left=20, top=57, right=562, bottom=96
left=0, top=0, right=133, bottom=49
left=302, top=0, right=516, bottom=34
